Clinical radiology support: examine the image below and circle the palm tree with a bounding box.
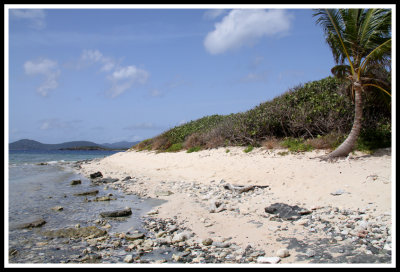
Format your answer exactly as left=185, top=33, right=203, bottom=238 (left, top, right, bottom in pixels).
left=313, top=8, right=392, bottom=159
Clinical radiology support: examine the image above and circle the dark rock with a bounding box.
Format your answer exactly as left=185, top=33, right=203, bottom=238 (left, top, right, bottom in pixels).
left=264, top=203, right=312, bottom=221
left=17, top=218, right=47, bottom=229
left=100, top=207, right=132, bottom=218
left=90, top=172, right=103, bottom=179
left=73, top=190, right=99, bottom=196
left=70, top=179, right=82, bottom=185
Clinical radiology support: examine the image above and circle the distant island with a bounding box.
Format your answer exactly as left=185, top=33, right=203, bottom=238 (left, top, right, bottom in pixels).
left=9, top=139, right=139, bottom=151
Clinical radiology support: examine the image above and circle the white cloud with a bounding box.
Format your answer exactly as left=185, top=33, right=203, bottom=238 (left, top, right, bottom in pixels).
left=107, top=65, right=149, bottom=98
left=81, top=49, right=116, bottom=72
left=24, top=58, right=60, bottom=96
left=204, top=9, right=293, bottom=55
left=80, top=49, right=150, bottom=97
left=203, top=9, right=228, bottom=20
left=10, top=9, right=46, bottom=30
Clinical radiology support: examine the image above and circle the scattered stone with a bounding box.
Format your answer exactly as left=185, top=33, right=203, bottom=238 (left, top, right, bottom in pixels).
left=264, top=203, right=312, bottom=220
left=124, top=255, right=134, bottom=263
left=100, top=207, right=132, bottom=218
left=125, top=232, right=145, bottom=241
left=202, top=238, right=213, bottom=246
left=74, top=190, right=99, bottom=196
left=93, top=196, right=116, bottom=202
left=70, top=179, right=82, bottom=185
left=51, top=206, right=63, bottom=211
left=305, top=249, right=316, bottom=257
left=90, top=171, right=103, bottom=179
left=331, top=189, right=346, bottom=196
left=154, top=190, right=174, bottom=197
left=257, top=256, right=281, bottom=264
left=17, top=218, right=46, bottom=229
left=276, top=248, right=290, bottom=258
left=41, top=226, right=107, bottom=238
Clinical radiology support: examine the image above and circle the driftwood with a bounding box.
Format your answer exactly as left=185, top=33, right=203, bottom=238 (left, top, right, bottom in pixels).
left=223, top=183, right=269, bottom=194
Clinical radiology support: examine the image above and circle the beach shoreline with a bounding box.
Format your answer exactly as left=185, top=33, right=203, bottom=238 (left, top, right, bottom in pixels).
left=76, top=146, right=393, bottom=264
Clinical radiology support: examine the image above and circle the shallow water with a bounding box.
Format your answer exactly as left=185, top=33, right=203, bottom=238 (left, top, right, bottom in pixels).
left=7, top=150, right=167, bottom=263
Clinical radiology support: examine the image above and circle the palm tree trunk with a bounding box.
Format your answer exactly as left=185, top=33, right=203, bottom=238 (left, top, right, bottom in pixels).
left=327, top=85, right=363, bottom=159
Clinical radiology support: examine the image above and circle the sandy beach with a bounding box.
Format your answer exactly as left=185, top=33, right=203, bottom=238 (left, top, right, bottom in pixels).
left=78, top=147, right=393, bottom=264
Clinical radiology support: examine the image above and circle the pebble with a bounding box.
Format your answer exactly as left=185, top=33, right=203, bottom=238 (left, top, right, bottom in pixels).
left=257, top=256, right=281, bottom=264
left=276, top=248, right=290, bottom=258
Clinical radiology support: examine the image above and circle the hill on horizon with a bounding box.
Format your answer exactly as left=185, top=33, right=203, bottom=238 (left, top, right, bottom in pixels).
left=9, top=139, right=139, bottom=150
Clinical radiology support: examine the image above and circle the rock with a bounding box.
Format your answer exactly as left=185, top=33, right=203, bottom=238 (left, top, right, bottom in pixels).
left=41, top=226, right=107, bottom=238
left=305, top=249, right=316, bottom=257
left=202, top=238, right=213, bottom=246
left=90, top=172, right=103, bottom=179
left=154, top=190, right=174, bottom=197
left=125, top=232, right=145, bottom=241
left=74, top=190, right=99, bottom=196
left=17, top=218, right=46, bottom=229
left=257, top=256, right=281, bottom=264
left=97, top=178, right=119, bottom=184
left=124, top=255, right=134, bottom=263
left=51, top=206, right=63, bottom=211
left=147, top=209, right=159, bottom=216
left=70, top=179, right=82, bottom=185
left=172, top=231, right=193, bottom=243
left=264, top=203, right=311, bottom=220
left=276, top=248, right=290, bottom=258
left=93, top=196, right=116, bottom=202
left=100, top=207, right=132, bottom=218
left=331, top=189, right=346, bottom=196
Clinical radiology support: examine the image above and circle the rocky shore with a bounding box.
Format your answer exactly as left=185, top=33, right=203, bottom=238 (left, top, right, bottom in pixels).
left=9, top=148, right=393, bottom=266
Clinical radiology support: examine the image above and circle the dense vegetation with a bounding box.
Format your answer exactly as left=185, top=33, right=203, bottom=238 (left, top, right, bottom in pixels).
left=132, top=76, right=391, bottom=153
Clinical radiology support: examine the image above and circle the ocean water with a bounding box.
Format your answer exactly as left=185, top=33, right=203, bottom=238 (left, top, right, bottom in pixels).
left=7, top=150, right=167, bottom=263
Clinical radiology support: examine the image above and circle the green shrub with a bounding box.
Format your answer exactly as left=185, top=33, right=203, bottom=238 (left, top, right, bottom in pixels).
left=187, top=146, right=202, bottom=153
left=243, top=145, right=254, bottom=153
left=282, top=138, right=313, bottom=152
left=133, top=76, right=391, bottom=152
left=165, top=143, right=183, bottom=152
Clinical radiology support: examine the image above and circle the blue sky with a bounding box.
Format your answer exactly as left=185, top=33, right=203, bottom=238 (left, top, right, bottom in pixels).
left=7, top=5, right=340, bottom=144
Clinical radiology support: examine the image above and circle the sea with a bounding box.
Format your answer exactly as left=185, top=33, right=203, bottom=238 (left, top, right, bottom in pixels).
left=6, top=149, right=168, bottom=264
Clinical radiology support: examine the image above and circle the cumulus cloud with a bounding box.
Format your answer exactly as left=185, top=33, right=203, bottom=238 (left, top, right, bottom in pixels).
left=81, top=49, right=149, bottom=97
left=81, top=49, right=116, bottom=72
left=204, top=9, right=293, bottom=55
left=107, top=65, right=149, bottom=98
left=24, top=58, right=60, bottom=96
left=10, top=9, right=46, bottom=30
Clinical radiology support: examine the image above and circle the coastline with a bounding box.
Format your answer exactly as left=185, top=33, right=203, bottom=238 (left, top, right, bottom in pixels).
left=75, top=146, right=393, bottom=265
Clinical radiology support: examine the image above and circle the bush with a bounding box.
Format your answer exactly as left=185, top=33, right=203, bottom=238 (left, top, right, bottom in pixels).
left=165, top=143, right=183, bottom=152
left=243, top=145, right=254, bottom=153
left=133, top=76, right=391, bottom=152
left=281, top=138, right=313, bottom=152
left=187, top=146, right=202, bottom=153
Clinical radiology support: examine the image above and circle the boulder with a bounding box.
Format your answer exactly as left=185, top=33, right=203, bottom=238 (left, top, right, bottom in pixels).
left=100, top=207, right=132, bottom=218
left=17, top=218, right=46, bottom=229
left=90, top=172, right=103, bottom=179
left=264, top=203, right=312, bottom=221
left=70, top=179, right=82, bottom=185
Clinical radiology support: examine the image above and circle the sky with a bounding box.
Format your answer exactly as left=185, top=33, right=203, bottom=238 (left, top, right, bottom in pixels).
left=6, top=5, right=352, bottom=144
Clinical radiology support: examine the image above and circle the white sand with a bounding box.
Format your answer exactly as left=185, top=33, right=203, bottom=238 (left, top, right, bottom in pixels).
left=78, top=147, right=393, bottom=263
